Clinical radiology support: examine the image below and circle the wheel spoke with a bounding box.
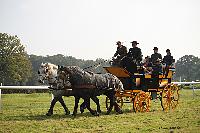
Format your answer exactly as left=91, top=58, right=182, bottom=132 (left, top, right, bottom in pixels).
left=161, top=84, right=179, bottom=111
left=133, top=92, right=151, bottom=112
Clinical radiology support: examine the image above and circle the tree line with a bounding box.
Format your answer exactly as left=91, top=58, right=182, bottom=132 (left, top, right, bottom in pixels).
left=1, top=33, right=200, bottom=87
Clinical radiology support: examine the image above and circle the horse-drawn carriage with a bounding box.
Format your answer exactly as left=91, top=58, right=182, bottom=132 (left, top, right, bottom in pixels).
left=104, top=64, right=179, bottom=112
left=38, top=61, right=179, bottom=116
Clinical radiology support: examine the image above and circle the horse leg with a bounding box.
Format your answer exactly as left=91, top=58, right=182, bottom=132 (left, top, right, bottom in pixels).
left=110, top=93, right=123, bottom=114
left=105, top=90, right=123, bottom=115
left=105, top=95, right=114, bottom=115
left=58, top=97, right=70, bottom=115
left=72, top=96, right=80, bottom=116
left=113, top=101, right=123, bottom=114
left=84, top=97, right=99, bottom=116
left=104, top=90, right=116, bottom=115
left=46, top=96, right=59, bottom=116
left=80, top=100, right=87, bottom=114
left=91, top=96, right=101, bottom=113
left=79, top=97, right=100, bottom=114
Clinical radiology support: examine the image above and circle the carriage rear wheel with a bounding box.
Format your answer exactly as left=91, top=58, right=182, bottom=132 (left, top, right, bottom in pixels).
left=133, top=91, right=151, bottom=112
left=105, top=97, right=123, bottom=110
left=161, top=83, right=179, bottom=111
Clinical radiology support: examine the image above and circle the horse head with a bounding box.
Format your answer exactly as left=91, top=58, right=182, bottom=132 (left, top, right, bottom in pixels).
left=38, top=62, right=58, bottom=85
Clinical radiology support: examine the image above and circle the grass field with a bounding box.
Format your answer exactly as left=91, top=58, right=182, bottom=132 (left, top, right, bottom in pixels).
left=0, top=89, right=200, bottom=133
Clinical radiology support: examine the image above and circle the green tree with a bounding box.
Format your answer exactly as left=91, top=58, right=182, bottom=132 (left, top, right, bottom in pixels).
left=175, top=55, right=199, bottom=81
left=0, top=33, right=32, bottom=85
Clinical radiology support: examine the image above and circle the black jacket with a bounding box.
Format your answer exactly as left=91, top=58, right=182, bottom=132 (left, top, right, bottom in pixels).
left=127, top=47, right=142, bottom=62
left=114, top=45, right=127, bottom=59
left=163, top=54, right=174, bottom=65
left=150, top=53, right=162, bottom=63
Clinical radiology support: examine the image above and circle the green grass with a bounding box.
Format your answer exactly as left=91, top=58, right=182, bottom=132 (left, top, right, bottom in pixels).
left=0, top=89, right=200, bottom=133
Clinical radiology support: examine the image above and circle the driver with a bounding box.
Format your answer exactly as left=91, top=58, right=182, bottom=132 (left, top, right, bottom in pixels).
left=112, top=41, right=127, bottom=66
left=127, top=41, right=142, bottom=64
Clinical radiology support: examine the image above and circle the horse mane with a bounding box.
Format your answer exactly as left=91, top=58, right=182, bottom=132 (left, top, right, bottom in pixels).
left=61, top=66, right=124, bottom=91
left=65, top=66, right=89, bottom=75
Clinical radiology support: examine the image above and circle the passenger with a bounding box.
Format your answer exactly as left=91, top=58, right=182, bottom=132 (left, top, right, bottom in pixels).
left=163, top=49, right=175, bottom=66
left=152, top=59, right=162, bottom=75
left=143, top=56, right=153, bottom=73
left=112, top=41, right=127, bottom=66
left=162, top=49, right=175, bottom=77
left=121, top=41, right=142, bottom=74
left=151, top=59, right=162, bottom=97
left=150, top=47, right=162, bottom=65
left=127, top=41, right=142, bottom=64
left=143, top=56, right=152, bottom=67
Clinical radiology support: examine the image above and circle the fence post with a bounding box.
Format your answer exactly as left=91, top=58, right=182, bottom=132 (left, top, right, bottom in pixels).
left=192, top=84, right=195, bottom=98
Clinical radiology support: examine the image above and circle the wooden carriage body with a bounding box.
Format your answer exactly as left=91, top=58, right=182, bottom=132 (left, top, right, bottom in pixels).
left=104, top=66, right=179, bottom=112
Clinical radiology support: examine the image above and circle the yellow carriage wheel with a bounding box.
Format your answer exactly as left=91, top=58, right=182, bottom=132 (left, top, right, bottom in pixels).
left=161, top=84, right=179, bottom=111
left=133, top=91, right=151, bottom=112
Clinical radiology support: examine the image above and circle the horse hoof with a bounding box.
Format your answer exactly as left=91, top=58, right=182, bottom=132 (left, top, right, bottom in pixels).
left=117, top=110, right=123, bottom=114
left=96, top=112, right=100, bottom=116
left=46, top=112, right=53, bottom=116
left=65, top=111, right=70, bottom=115
left=94, top=112, right=99, bottom=116
left=97, top=110, right=102, bottom=114
left=91, top=110, right=99, bottom=116
left=72, top=112, right=77, bottom=117
left=105, top=111, right=111, bottom=115
left=105, top=112, right=109, bottom=115
left=80, top=109, right=84, bottom=114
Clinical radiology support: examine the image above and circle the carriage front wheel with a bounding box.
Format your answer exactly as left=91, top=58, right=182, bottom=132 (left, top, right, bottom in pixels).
left=161, top=83, right=179, bottom=111
left=133, top=91, right=151, bottom=112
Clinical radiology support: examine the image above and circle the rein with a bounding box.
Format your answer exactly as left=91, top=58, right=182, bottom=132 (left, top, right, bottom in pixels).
left=83, top=59, right=110, bottom=70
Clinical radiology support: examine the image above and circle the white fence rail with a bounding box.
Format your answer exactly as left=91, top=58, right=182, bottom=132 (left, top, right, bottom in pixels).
left=0, top=85, right=50, bottom=111
left=0, top=86, right=49, bottom=90
left=172, top=82, right=200, bottom=98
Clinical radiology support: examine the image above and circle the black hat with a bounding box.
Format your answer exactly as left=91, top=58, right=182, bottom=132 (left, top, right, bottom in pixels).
left=116, top=41, right=121, bottom=45
left=153, top=47, right=158, bottom=50
left=130, top=41, right=139, bottom=44
left=166, top=49, right=170, bottom=52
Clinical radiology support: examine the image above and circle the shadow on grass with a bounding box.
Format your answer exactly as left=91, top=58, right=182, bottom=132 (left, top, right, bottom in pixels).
left=1, top=107, right=167, bottom=122
left=1, top=109, right=136, bottom=121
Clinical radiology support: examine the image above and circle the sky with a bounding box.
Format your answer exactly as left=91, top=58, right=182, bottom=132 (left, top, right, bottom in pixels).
left=0, top=0, right=200, bottom=61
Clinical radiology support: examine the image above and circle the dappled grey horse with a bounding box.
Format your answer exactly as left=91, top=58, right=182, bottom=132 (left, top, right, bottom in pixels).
left=38, top=63, right=101, bottom=116
left=56, top=66, right=124, bottom=116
